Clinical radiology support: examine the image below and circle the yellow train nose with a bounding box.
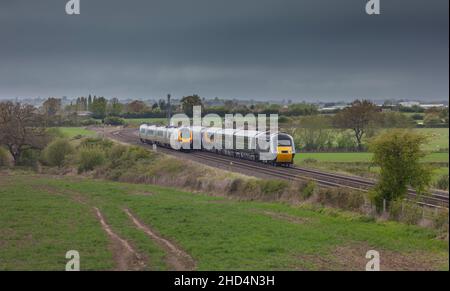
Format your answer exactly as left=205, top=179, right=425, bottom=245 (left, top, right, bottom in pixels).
left=276, top=146, right=294, bottom=163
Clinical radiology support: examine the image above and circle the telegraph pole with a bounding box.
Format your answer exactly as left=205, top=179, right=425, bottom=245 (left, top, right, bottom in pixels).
left=167, top=94, right=171, bottom=126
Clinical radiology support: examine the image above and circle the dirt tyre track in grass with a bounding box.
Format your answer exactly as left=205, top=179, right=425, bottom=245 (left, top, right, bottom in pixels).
left=124, top=208, right=196, bottom=271
left=94, top=207, right=146, bottom=271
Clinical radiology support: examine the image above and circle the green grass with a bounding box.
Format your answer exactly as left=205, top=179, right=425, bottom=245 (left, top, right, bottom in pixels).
left=295, top=152, right=448, bottom=164
left=58, top=127, right=96, bottom=139
left=0, top=176, right=113, bottom=270
left=1, top=174, right=448, bottom=270
left=413, top=128, right=449, bottom=152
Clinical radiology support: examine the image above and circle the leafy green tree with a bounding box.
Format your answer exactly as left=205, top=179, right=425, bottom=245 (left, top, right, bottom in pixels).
left=181, top=94, right=203, bottom=116
left=424, top=113, right=442, bottom=127
left=108, top=98, right=123, bottom=116
left=104, top=116, right=125, bottom=126
left=91, top=97, right=108, bottom=119
left=0, top=102, right=49, bottom=164
left=88, top=94, right=93, bottom=111
left=43, top=138, right=74, bottom=167
left=287, top=103, right=318, bottom=116
left=333, top=100, right=381, bottom=151
left=439, top=108, right=449, bottom=125
left=381, top=112, right=415, bottom=128
left=126, top=100, right=147, bottom=113
left=295, top=115, right=332, bottom=151
left=42, top=97, right=62, bottom=116
left=369, top=130, right=432, bottom=211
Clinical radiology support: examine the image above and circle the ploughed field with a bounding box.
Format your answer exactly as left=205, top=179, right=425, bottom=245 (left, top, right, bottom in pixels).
left=0, top=173, right=448, bottom=271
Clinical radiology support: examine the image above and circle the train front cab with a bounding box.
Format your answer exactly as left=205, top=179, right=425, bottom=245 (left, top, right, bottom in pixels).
left=275, top=133, right=295, bottom=166
left=177, top=127, right=193, bottom=151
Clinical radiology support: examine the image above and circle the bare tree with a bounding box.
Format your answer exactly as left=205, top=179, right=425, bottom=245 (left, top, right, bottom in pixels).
left=333, top=100, right=381, bottom=151
left=0, top=102, right=49, bottom=164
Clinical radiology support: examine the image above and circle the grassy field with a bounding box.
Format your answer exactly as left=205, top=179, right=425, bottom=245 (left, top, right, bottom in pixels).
left=0, top=173, right=448, bottom=271
left=413, top=128, right=449, bottom=152
left=295, top=152, right=449, bottom=164
left=58, top=127, right=97, bottom=139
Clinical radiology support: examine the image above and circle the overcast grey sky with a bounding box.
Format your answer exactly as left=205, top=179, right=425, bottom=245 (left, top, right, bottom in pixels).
left=0, top=0, right=448, bottom=101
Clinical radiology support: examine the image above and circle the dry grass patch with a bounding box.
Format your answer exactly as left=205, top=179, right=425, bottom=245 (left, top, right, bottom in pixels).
left=296, top=242, right=447, bottom=271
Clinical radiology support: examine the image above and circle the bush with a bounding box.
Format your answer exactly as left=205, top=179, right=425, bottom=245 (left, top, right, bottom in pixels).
left=261, top=180, right=289, bottom=195
left=17, top=148, right=41, bottom=167
left=435, top=175, right=449, bottom=191
left=104, top=116, right=126, bottom=126
left=369, top=130, right=432, bottom=212
left=316, top=188, right=365, bottom=211
left=80, top=118, right=101, bottom=126
left=229, top=178, right=244, bottom=194
left=79, top=137, right=113, bottom=149
left=389, top=200, right=423, bottom=225
left=300, top=181, right=316, bottom=199
left=43, top=138, right=74, bottom=167
left=46, top=128, right=65, bottom=139
left=0, top=147, right=11, bottom=167
left=78, top=147, right=106, bottom=173
left=432, top=208, right=449, bottom=231
left=400, top=202, right=422, bottom=225
left=108, top=144, right=128, bottom=161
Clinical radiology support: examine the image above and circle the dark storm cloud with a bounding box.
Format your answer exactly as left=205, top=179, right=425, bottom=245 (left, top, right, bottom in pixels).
left=0, top=0, right=448, bottom=101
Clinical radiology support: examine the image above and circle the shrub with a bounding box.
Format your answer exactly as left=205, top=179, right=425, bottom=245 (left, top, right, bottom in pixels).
left=43, top=138, right=74, bottom=167
left=46, top=128, right=65, bottom=139
left=389, top=199, right=403, bottom=221
left=400, top=202, right=422, bottom=225
left=389, top=200, right=422, bottom=225
left=79, top=137, right=113, bottom=149
left=432, top=208, right=449, bottom=231
left=125, top=146, right=153, bottom=161
left=229, top=178, right=244, bottom=194
left=17, top=149, right=41, bottom=167
left=300, top=180, right=316, bottom=199
left=316, top=188, right=365, bottom=211
left=80, top=118, right=101, bottom=126
left=104, top=116, right=126, bottom=126
left=0, top=147, right=11, bottom=167
left=78, top=147, right=106, bottom=173
left=108, top=144, right=128, bottom=161
left=435, top=175, right=449, bottom=191
left=369, top=130, right=432, bottom=211
left=261, top=180, right=289, bottom=195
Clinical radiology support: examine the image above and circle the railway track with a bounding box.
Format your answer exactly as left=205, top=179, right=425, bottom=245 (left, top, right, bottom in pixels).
left=105, top=127, right=449, bottom=209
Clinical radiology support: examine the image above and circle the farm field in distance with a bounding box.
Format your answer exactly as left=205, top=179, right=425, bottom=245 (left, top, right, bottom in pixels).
left=295, top=152, right=449, bottom=164
left=0, top=173, right=448, bottom=271
left=293, top=128, right=449, bottom=182
left=57, top=127, right=96, bottom=139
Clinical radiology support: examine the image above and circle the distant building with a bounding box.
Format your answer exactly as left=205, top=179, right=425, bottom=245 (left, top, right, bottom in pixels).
left=399, top=101, right=420, bottom=107
left=77, top=111, right=93, bottom=117
left=419, top=104, right=446, bottom=109
left=318, top=105, right=349, bottom=112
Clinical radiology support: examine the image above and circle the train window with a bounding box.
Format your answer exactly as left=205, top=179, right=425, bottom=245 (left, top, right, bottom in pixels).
left=181, top=129, right=190, bottom=139
left=278, top=139, right=291, bottom=146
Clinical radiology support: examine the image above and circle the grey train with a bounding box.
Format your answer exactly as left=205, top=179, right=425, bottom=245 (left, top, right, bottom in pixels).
left=139, top=124, right=295, bottom=165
